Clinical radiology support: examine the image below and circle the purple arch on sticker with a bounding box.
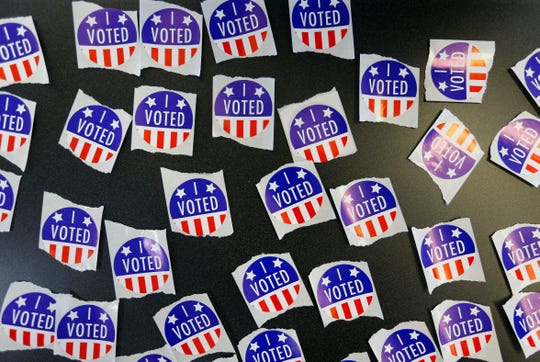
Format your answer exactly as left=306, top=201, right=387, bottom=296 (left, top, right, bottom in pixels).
left=77, top=8, right=137, bottom=46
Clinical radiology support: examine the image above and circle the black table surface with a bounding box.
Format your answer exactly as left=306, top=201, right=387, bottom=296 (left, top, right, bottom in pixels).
left=1, top=0, right=539, bottom=361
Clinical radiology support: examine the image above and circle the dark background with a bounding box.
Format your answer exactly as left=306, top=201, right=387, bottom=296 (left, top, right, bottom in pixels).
left=1, top=0, right=539, bottom=361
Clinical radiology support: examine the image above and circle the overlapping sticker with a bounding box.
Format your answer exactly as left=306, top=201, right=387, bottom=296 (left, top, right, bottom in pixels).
left=0, top=169, right=20, bottom=232
left=0, top=282, right=59, bottom=352
left=511, top=48, right=540, bottom=110
left=72, top=1, right=141, bottom=75
left=503, top=292, right=540, bottom=358
left=59, top=89, right=131, bottom=174
left=359, top=54, right=419, bottom=128
left=153, top=293, right=235, bottom=362
left=409, top=109, right=483, bottom=203
left=369, top=321, right=442, bottom=362
left=288, top=0, right=354, bottom=59
left=0, top=16, right=48, bottom=87
left=309, top=261, right=383, bottom=327
left=425, top=39, right=495, bottom=103
left=278, top=88, right=356, bottom=163
left=232, top=253, right=313, bottom=326
left=54, top=295, right=118, bottom=362
left=201, top=0, right=277, bottom=63
left=0, top=92, right=36, bottom=171
left=213, top=75, right=275, bottom=150
left=256, top=161, right=335, bottom=239
left=341, top=352, right=370, bottom=362
left=161, top=168, right=233, bottom=237
left=104, top=220, right=175, bottom=299
left=491, top=223, right=540, bottom=294
left=237, top=328, right=305, bottom=362
left=412, top=218, right=485, bottom=294
left=431, top=300, right=502, bottom=362
left=490, top=111, right=540, bottom=187
left=132, top=85, right=196, bottom=156
left=140, top=0, right=203, bottom=76
left=115, top=345, right=176, bottom=362
left=38, top=192, right=103, bottom=271
left=330, top=177, right=407, bottom=246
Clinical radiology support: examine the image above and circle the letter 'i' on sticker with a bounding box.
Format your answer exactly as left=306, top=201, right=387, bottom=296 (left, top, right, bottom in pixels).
left=59, top=89, right=132, bottom=174
left=288, top=0, right=354, bottom=60
left=153, top=293, right=235, bottom=361
left=38, top=192, right=104, bottom=272
left=409, top=109, right=484, bottom=204
left=232, top=253, right=313, bottom=327
left=212, top=75, right=275, bottom=150
left=503, top=292, right=540, bottom=358
left=54, top=295, right=118, bottom=362
left=368, top=321, right=443, bottom=362
left=72, top=1, right=140, bottom=75
left=308, top=261, right=383, bottom=327
left=256, top=161, right=335, bottom=240
left=201, top=0, right=277, bottom=63
left=0, top=169, right=20, bottom=232
left=490, top=111, right=540, bottom=187
left=139, top=0, right=203, bottom=76
left=115, top=345, right=177, bottom=362
left=424, top=39, right=495, bottom=103
left=132, top=85, right=196, bottom=156
left=411, top=218, right=485, bottom=294
left=278, top=88, right=357, bottom=163
left=491, top=223, right=540, bottom=294
left=359, top=54, right=419, bottom=128
left=431, top=300, right=502, bottom=362
left=330, top=177, right=407, bottom=247
left=237, top=328, right=305, bottom=362
left=0, top=16, right=49, bottom=87
left=511, top=48, right=540, bottom=110
left=0, top=282, right=60, bottom=352
left=161, top=168, right=233, bottom=237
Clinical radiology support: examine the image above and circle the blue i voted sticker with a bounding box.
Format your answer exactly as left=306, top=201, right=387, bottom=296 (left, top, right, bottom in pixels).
left=1, top=292, right=55, bottom=348
left=523, top=51, right=540, bottom=100
left=265, top=166, right=324, bottom=225
left=0, top=172, right=15, bottom=223
left=0, top=21, right=41, bottom=83
left=41, top=206, right=98, bottom=266
left=57, top=304, right=115, bottom=360
left=437, top=302, right=493, bottom=358
left=215, top=79, right=272, bottom=139
left=0, top=93, right=31, bottom=153
left=137, top=354, right=173, bottom=362
left=134, top=90, right=194, bottom=150
left=512, top=293, right=540, bottom=349
left=381, top=328, right=438, bottom=362
left=243, top=256, right=301, bottom=313
left=316, top=263, right=374, bottom=321
left=209, top=0, right=270, bottom=57
left=65, top=104, right=123, bottom=165
left=496, top=117, right=540, bottom=177
left=141, top=8, right=201, bottom=68
left=113, top=237, right=171, bottom=295
left=164, top=300, right=222, bottom=356
left=244, top=329, right=303, bottom=362
left=420, top=224, right=476, bottom=282
left=291, top=0, right=350, bottom=51
left=289, top=104, right=349, bottom=163
left=169, top=177, right=228, bottom=237
left=77, top=8, right=138, bottom=68
left=501, top=226, right=540, bottom=283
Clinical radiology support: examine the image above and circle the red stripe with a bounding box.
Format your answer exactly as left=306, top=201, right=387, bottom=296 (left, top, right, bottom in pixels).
left=22, top=330, right=30, bottom=346
left=432, top=267, right=440, bottom=280
left=528, top=335, right=536, bottom=347
left=449, top=343, right=458, bottom=356
left=455, top=258, right=465, bottom=275
left=329, top=140, right=339, bottom=158
left=125, top=277, right=133, bottom=291
left=223, top=119, right=230, bottom=134
left=9, top=328, right=16, bottom=341
left=80, top=142, right=91, bottom=160
left=248, top=34, right=259, bottom=53
left=80, top=341, right=88, bottom=360
left=207, top=215, right=216, bottom=234
left=157, top=130, right=164, bottom=149
left=37, top=332, right=45, bottom=347
left=191, top=47, right=198, bottom=58
left=181, top=342, right=192, bottom=355
left=294, top=284, right=300, bottom=293
left=328, top=29, right=336, bottom=48
left=151, top=47, right=159, bottom=62
left=460, top=339, right=470, bottom=356
left=305, top=200, right=316, bottom=218
left=380, top=99, right=388, bottom=117
left=23, top=59, right=32, bottom=78
left=222, top=41, right=232, bottom=55
left=341, top=28, right=348, bottom=38
left=302, top=32, right=309, bottom=46
left=330, top=306, right=339, bottom=319
left=66, top=342, right=74, bottom=356
left=194, top=218, right=203, bottom=236
left=377, top=215, right=388, bottom=232
left=129, top=46, right=135, bottom=56
left=91, top=146, right=103, bottom=163
left=144, top=129, right=151, bottom=144
left=61, top=245, right=70, bottom=263
left=164, top=48, right=172, bottom=66
left=314, top=31, right=323, bottom=49
left=316, top=144, right=328, bottom=162
left=250, top=120, right=257, bottom=137
left=470, top=73, right=486, bottom=80
left=49, top=244, right=57, bottom=259
left=235, top=38, right=246, bottom=57
left=531, top=152, right=540, bottom=163
left=292, top=206, right=305, bottom=223
left=193, top=337, right=205, bottom=354
left=89, top=49, right=97, bottom=64
left=526, top=164, right=538, bottom=173
left=20, top=137, right=27, bottom=147
left=237, top=120, right=244, bottom=138
left=473, top=336, right=482, bottom=352
left=304, top=148, right=313, bottom=161
left=354, top=297, right=364, bottom=315
left=117, top=47, right=124, bottom=65
left=365, top=220, right=376, bottom=237
left=443, top=262, right=452, bottom=279
left=181, top=220, right=190, bottom=234
left=515, top=268, right=524, bottom=281
left=342, top=301, right=352, bottom=319
left=204, top=331, right=216, bottom=348
left=170, top=131, right=178, bottom=148
left=280, top=211, right=291, bottom=224
left=0, top=212, right=7, bottom=222
left=178, top=48, right=185, bottom=66
left=259, top=299, right=269, bottom=312
left=93, top=342, right=101, bottom=359
left=0, top=66, right=6, bottom=80
left=10, top=63, right=21, bottom=82
left=138, top=275, right=147, bottom=294
left=103, top=49, right=112, bottom=67
left=7, top=135, right=15, bottom=151
left=282, top=287, right=294, bottom=305
left=270, top=293, right=283, bottom=311
left=393, top=99, right=401, bottom=117
left=151, top=275, right=159, bottom=291
left=469, top=85, right=483, bottom=93
left=75, top=247, right=83, bottom=264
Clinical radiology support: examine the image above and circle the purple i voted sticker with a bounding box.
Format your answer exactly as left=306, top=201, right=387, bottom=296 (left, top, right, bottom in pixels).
left=76, top=8, right=137, bottom=68
left=512, top=293, right=540, bottom=351
left=215, top=79, right=272, bottom=139
left=523, top=51, right=540, bottom=100
left=57, top=304, right=115, bottom=360
left=141, top=8, right=200, bottom=68
left=0, top=20, right=42, bottom=83
left=0, top=171, right=15, bottom=224
left=1, top=292, right=56, bottom=348
left=243, top=329, right=303, bottom=362
left=134, top=90, right=193, bottom=150
left=499, top=226, right=540, bottom=285
left=265, top=165, right=324, bottom=225
left=0, top=93, right=31, bottom=153
left=380, top=328, right=439, bottom=362
left=289, top=104, right=349, bottom=163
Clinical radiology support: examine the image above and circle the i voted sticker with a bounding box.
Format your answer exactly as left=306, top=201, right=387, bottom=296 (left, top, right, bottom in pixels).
left=0, top=17, right=47, bottom=85
left=0, top=93, right=31, bottom=153
left=0, top=170, right=18, bottom=229
left=504, top=292, right=540, bottom=358
left=432, top=301, right=501, bottom=362
left=512, top=49, right=540, bottom=109
left=238, top=328, right=305, bottom=362
left=490, top=112, right=540, bottom=187
left=425, top=40, right=495, bottom=103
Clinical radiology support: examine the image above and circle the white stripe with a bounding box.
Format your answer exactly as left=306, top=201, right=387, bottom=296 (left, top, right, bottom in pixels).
left=0, top=54, right=39, bottom=83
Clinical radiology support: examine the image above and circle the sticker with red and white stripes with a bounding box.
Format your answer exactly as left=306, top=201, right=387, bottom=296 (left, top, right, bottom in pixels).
left=0, top=93, right=32, bottom=154
left=504, top=292, right=540, bottom=358
left=0, top=171, right=16, bottom=229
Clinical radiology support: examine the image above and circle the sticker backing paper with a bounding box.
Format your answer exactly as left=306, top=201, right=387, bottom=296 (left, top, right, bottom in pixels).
left=511, top=48, right=540, bottom=110
left=237, top=328, right=305, bottom=362
left=503, top=292, right=540, bottom=358
left=0, top=169, right=20, bottom=232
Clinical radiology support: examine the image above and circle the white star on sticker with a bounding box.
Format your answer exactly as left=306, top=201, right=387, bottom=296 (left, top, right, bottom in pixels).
left=451, top=228, right=462, bottom=238
left=525, top=67, right=535, bottom=78
left=344, top=194, right=353, bottom=204
left=16, top=104, right=26, bottom=115
left=424, top=151, right=433, bottom=160
left=513, top=121, right=524, bottom=131
left=371, top=183, right=381, bottom=194
left=223, top=86, right=234, bottom=97
left=82, top=217, right=92, bottom=227
left=533, top=229, right=540, bottom=239
left=499, top=147, right=509, bottom=157
left=150, top=14, right=161, bottom=26
left=409, top=330, right=419, bottom=340
left=399, top=67, right=409, bottom=78
left=294, top=117, right=304, bottom=127
left=99, top=313, right=108, bottom=323
left=268, top=181, right=278, bottom=191
left=384, top=343, right=393, bottom=353
left=15, top=297, right=26, bottom=308
left=206, top=183, right=216, bottom=194
left=215, top=9, right=226, bottom=20
left=277, top=333, right=288, bottom=343
left=150, top=243, right=161, bottom=253
left=330, top=0, right=340, bottom=7
left=176, top=188, right=186, bottom=199
left=470, top=306, right=480, bottom=317
left=245, top=2, right=255, bottom=12
left=254, top=87, right=265, bottom=98
left=424, top=236, right=433, bottom=246
left=515, top=307, right=524, bottom=318
left=86, top=16, right=97, bottom=27
left=0, top=179, right=8, bottom=190
left=68, top=310, right=79, bottom=321
left=194, top=303, right=203, bottom=312
left=323, top=107, right=333, bottom=118
left=504, top=240, right=514, bottom=249
left=438, top=81, right=448, bottom=91
left=157, top=357, right=168, bottom=362
left=82, top=107, right=93, bottom=118
left=17, top=25, right=27, bottom=37
left=121, top=246, right=131, bottom=257
left=299, top=0, right=309, bottom=9
left=443, top=314, right=452, bottom=324
left=350, top=268, right=359, bottom=278
left=52, top=212, right=63, bottom=223
left=368, top=66, right=379, bottom=77
left=321, top=276, right=331, bottom=286
left=183, top=15, right=193, bottom=26
left=167, top=314, right=178, bottom=324
left=250, top=342, right=259, bottom=352
left=118, top=14, right=128, bottom=25
left=177, top=99, right=186, bottom=110
left=46, top=302, right=55, bottom=313
left=145, top=97, right=156, bottom=108
left=245, top=270, right=256, bottom=281
left=438, top=51, right=449, bottom=61
left=110, top=120, right=120, bottom=130
left=297, top=169, right=307, bottom=179
left=446, top=168, right=457, bottom=178
left=273, top=258, right=283, bottom=268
